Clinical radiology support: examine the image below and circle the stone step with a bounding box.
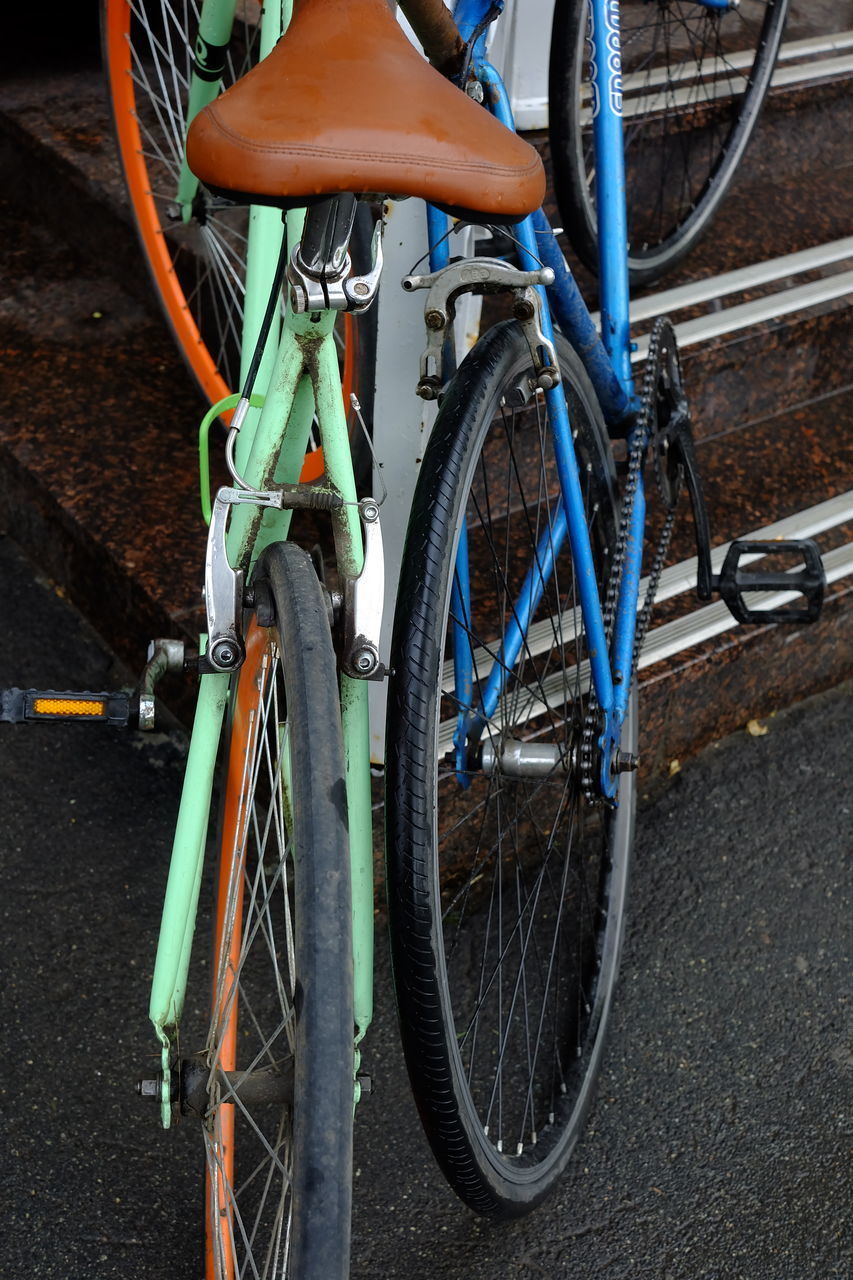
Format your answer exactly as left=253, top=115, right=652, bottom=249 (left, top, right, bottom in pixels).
left=0, top=192, right=206, bottom=660
left=0, top=19, right=850, bottom=769
left=0, top=66, right=151, bottom=309
left=592, top=236, right=853, bottom=436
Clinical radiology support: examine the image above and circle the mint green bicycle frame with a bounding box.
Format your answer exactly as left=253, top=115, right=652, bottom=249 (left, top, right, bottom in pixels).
left=147, top=0, right=375, bottom=1126
left=179, top=0, right=294, bottom=416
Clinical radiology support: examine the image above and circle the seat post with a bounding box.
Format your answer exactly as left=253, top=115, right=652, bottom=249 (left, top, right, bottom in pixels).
left=298, top=195, right=359, bottom=281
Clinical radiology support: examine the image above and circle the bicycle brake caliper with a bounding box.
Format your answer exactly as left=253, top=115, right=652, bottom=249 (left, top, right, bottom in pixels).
left=341, top=499, right=387, bottom=681
left=402, top=258, right=559, bottom=398
left=203, top=483, right=344, bottom=675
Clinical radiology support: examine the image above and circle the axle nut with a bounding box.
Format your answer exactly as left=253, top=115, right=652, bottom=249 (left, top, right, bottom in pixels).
left=210, top=641, right=238, bottom=669
left=353, top=647, right=376, bottom=674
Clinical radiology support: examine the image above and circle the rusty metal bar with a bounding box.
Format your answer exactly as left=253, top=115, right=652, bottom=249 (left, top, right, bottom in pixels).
left=397, top=0, right=464, bottom=75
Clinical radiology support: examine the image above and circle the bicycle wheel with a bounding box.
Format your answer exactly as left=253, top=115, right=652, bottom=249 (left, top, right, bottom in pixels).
left=202, top=541, right=352, bottom=1279
left=385, top=321, right=636, bottom=1217
left=102, top=0, right=375, bottom=480
left=549, top=0, right=788, bottom=287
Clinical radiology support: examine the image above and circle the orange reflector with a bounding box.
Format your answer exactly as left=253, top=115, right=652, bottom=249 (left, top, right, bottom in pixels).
left=33, top=697, right=107, bottom=717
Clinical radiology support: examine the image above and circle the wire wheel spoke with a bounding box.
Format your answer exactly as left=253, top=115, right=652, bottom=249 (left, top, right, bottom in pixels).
left=106, top=0, right=372, bottom=468
left=108, top=0, right=261, bottom=395
left=550, top=0, right=787, bottom=282
left=195, top=547, right=352, bottom=1278
left=442, top=352, right=619, bottom=1158
left=205, top=633, right=297, bottom=1280
left=388, top=324, right=637, bottom=1214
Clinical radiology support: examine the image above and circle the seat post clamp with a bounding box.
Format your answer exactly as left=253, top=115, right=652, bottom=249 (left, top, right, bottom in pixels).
left=288, top=208, right=384, bottom=315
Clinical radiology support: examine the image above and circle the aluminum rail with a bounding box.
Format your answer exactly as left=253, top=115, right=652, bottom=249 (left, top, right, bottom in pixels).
left=624, top=238, right=853, bottom=326
left=632, top=269, right=853, bottom=358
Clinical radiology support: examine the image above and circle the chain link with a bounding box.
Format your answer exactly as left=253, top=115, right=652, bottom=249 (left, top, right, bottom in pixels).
left=580, top=317, right=684, bottom=801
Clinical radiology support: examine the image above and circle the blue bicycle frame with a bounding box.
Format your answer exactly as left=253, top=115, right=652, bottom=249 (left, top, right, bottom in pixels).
left=436, top=0, right=644, bottom=801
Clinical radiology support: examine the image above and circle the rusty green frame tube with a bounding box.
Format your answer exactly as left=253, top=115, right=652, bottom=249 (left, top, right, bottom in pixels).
left=149, top=214, right=374, bottom=1127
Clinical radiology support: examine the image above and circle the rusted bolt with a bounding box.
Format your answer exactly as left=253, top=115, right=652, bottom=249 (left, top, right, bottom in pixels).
left=513, top=298, right=535, bottom=321
left=425, top=309, right=445, bottom=330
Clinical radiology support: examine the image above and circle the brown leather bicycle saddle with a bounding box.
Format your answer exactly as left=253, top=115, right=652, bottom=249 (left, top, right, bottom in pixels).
left=186, top=0, right=545, bottom=221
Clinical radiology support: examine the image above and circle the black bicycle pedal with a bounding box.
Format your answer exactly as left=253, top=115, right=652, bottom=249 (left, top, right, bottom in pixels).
left=714, top=539, right=825, bottom=625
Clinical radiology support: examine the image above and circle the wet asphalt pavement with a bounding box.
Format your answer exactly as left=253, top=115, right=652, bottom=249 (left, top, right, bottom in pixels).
left=1, top=531, right=850, bottom=1279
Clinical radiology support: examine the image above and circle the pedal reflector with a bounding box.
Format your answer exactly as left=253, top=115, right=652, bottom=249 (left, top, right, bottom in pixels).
left=0, top=689, right=131, bottom=726
left=32, top=696, right=108, bottom=717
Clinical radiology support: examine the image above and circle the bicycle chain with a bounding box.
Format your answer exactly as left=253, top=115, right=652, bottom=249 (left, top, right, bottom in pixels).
left=579, top=316, right=683, bottom=802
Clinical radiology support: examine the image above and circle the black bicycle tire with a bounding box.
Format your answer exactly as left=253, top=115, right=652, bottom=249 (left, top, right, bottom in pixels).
left=549, top=0, right=789, bottom=286
left=385, top=321, right=636, bottom=1217
left=205, top=541, right=353, bottom=1279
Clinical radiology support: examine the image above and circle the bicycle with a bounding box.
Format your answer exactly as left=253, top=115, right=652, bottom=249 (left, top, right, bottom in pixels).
left=6, top=0, right=826, bottom=1275
left=549, top=0, right=789, bottom=286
